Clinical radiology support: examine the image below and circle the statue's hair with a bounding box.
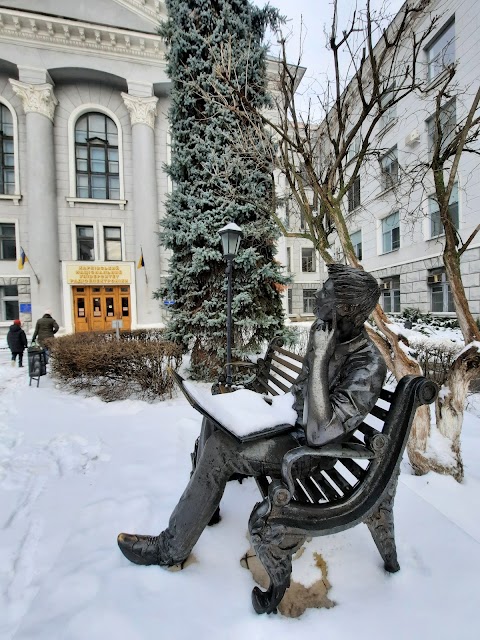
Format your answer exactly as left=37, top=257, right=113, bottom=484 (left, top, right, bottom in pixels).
left=327, top=264, right=380, bottom=323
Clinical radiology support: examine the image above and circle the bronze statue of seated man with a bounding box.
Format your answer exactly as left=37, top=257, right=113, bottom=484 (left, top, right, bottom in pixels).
left=117, top=264, right=386, bottom=567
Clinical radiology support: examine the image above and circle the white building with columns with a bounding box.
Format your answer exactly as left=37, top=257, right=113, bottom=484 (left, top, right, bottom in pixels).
left=0, top=0, right=171, bottom=334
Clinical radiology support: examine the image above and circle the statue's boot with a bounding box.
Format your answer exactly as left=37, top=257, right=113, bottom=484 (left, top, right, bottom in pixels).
left=117, top=533, right=187, bottom=567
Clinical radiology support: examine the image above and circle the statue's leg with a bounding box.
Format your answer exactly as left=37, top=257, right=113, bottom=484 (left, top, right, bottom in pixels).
left=248, top=500, right=306, bottom=614
left=364, top=469, right=400, bottom=573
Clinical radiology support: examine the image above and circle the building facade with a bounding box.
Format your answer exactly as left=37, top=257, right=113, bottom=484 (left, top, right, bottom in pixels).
left=0, top=0, right=172, bottom=335
left=283, top=0, right=480, bottom=321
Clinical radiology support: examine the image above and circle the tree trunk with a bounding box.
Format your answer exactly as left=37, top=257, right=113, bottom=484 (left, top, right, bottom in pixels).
left=433, top=345, right=480, bottom=482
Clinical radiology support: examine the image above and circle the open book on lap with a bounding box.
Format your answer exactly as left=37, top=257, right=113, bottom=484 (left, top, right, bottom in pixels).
left=172, top=371, right=298, bottom=443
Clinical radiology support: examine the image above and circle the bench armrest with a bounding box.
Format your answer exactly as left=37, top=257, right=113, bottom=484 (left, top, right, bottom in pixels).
left=281, top=444, right=376, bottom=499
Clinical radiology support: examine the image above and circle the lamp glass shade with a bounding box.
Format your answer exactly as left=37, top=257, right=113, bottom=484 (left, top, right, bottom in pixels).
left=219, top=222, right=242, bottom=257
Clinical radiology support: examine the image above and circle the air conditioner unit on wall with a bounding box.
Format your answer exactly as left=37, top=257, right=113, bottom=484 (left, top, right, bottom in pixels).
left=380, top=281, right=391, bottom=290
left=427, top=273, right=443, bottom=284
left=405, top=129, right=420, bottom=146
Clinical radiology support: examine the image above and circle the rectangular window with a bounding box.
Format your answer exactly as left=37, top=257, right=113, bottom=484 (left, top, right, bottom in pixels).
left=286, top=247, right=292, bottom=272
left=348, top=176, right=361, bottom=212
left=428, top=270, right=454, bottom=312
left=427, top=100, right=456, bottom=157
left=380, top=84, right=397, bottom=127
left=350, top=230, right=362, bottom=261
left=426, top=19, right=455, bottom=82
left=301, top=247, right=315, bottom=273
left=347, top=133, right=361, bottom=162
left=303, top=289, right=316, bottom=314
left=287, top=288, right=293, bottom=315
left=380, top=146, right=399, bottom=191
left=382, top=212, right=400, bottom=253
left=429, top=183, right=459, bottom=238
left=0, top=284, right=19, bottom=321
left=0, top=222, right=16, bottom=260
left=381, top=276, right=400, bottom=313
left=285, top=202, right=290, bottom=230
left=104, top=226, right=122, bottom=261
left=76, top=225, right=95, bottom=261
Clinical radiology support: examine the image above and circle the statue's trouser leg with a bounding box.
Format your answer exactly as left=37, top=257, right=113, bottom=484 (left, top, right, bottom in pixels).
left=160, top=429, right=302, bottom=564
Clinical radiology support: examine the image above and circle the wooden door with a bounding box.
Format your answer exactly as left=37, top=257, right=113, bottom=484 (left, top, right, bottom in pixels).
left=90, top=287, right=105, bottom=332
left=73, top=288, right=89, bottom=332
left=73, top=285, right=131, bottom=333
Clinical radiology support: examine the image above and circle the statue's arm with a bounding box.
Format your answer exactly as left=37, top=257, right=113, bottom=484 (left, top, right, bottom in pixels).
left=305, top=320, right=336, bottom=446
left=306, top=349, right=387, bottom=447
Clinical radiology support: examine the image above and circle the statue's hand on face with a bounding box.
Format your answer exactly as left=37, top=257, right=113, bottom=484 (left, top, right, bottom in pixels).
left=312, top=309, right=337, bottom=359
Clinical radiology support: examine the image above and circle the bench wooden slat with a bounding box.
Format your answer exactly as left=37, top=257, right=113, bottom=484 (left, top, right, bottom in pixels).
left=266, top=373, right=290, bottom=393
left=297, top=476, right=327, bottom=503
left=294, top=478, right=318, bottom=503
left=369, top=405, right=389, bottom=421
left=324, top=467, right=355, bottom=495
left=355, top=421, right=381, bottom=438
left=268, top=362, right=298, bottom=386
left=312, top=472, right=341, bottom=501
left=379, top=388, right=393, bottom=403
left=257, top=378, right=280, bottom=396
left=338, top=458, right=367, bottom=482
left=274, top=346, right=305, bottom=364
left=270, top=354, right=302, bottom=376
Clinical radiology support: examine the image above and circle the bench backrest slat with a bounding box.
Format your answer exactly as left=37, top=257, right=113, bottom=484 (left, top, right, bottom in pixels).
left=266, top=374, right=290, bottom=394
left=325, top=467, right=356, bottom=495
left=369, top=405, right=389, bottom=422
left=297, top=476, right=326, bottom=503
left=338, top=458, right=366, bottom=482
left=312, top=472, right=341, bottom=501
left=268, top=362, right=298, bottom=386
left=270, top=354, right=303, bottom=376
left=275, top=346, right=305, bottom=363
left=379, top=388, right=393, bottom=402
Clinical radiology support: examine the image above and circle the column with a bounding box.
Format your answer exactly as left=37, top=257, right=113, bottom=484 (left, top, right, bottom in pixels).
left=10, top=78, right=62, bottom=325
left=121, top=91, right=161, bottom=326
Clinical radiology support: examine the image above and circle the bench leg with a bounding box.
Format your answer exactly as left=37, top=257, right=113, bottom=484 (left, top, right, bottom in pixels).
left=248, top=499, right=306, bottom=614
left=364, top=470, right=400, bottom=573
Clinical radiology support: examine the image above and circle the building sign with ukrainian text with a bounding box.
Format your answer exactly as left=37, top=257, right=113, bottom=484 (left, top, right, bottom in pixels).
left=66, top=264, right=131, bottom=285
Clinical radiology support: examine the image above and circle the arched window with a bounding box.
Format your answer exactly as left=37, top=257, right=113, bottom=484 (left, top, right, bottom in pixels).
left=75, top=112, right=119, bottom=200
left=0, top=105, right=15, bottom=195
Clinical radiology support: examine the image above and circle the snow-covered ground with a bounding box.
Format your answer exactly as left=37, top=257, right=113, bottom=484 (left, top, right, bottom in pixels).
left=1, top=349, right=480, bottom=640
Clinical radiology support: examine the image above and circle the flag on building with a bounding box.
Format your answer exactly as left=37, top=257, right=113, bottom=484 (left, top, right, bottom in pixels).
left=137, top=250, right=145, bottom=269
left=18, top=247, right=28, bottom=270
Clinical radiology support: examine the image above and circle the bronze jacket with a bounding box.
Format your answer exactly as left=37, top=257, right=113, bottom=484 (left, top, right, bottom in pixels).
left=292, top=327, right=387, bottom=443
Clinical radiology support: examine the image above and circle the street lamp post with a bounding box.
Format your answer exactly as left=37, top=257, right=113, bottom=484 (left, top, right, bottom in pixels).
left=218, top=222, right=242, bottom=387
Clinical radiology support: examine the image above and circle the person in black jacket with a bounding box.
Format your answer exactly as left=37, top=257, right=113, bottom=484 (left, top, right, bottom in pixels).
left=7, top=319, right=28, bottom=367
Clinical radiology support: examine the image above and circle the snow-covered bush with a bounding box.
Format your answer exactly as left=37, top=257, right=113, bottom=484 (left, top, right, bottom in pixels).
left=49, top=332, right=183, bottom=402
left=407, top=336, right=463, bottom=386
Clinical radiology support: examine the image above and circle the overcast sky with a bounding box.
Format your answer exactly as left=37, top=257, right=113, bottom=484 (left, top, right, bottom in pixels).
left=253, top=0, right=406, bottom=111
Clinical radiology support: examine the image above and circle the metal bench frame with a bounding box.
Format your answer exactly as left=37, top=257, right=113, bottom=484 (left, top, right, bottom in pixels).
left=233, top=337, right=437, bottom=614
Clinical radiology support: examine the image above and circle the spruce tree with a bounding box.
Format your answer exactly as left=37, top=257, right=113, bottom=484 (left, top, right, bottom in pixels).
left=158, top=0, right=288, bottom=379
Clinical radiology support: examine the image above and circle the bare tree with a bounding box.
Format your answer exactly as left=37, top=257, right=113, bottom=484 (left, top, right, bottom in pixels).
left=207, top=0, right=441, bottom=476
left=399, top=65, right=480, bottom=480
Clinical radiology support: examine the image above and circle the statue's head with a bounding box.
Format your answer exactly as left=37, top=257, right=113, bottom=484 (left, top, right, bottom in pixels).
left=315, top=264, right=380, bottom=328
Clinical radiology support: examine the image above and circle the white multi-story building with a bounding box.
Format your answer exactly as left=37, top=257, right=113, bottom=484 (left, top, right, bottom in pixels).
left=284, top=0, right=480, bottom=321
left=0, top=0, right=171, bottom=335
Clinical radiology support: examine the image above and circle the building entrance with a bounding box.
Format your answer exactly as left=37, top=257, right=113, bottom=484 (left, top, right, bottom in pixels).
left=72, top=285, right=131, bottom=332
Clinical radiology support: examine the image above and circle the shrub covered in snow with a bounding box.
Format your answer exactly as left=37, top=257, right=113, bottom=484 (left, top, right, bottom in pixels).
left=49, top=331, right=183, bottom=402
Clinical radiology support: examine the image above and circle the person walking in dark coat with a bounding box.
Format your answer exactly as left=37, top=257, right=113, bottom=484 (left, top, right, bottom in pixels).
left=32, top=311, right=59, bottom=347
left=7, top=319, right=28, bottom=367
left=32, top=311, right=59, bottom=362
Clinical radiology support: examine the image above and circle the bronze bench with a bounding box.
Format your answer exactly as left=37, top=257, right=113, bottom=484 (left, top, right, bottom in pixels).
left=224, top=337, right=437, bottom=614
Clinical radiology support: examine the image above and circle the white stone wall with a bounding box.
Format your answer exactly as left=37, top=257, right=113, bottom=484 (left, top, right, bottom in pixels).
left=285, top=0, right=480, bottom=320
left=0, top=1, right=171, bottom=333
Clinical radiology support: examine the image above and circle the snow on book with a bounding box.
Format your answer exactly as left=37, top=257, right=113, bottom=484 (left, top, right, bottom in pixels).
left=176, top=375, right=297, bottom=443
